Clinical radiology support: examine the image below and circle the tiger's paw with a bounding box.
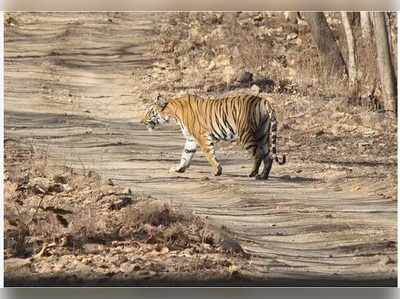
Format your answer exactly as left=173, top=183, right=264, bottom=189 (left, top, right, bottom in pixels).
left=213, top=165, right=222, bottom=176
left=248, top=170, right=258, bottom=177
left=255, top=174, right=269, bottom=180
left=169, top=166, right=186, bottom=173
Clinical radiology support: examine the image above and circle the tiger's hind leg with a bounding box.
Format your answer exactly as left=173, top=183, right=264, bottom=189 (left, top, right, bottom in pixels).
left=256, top=145, right=273, bottom=180
left=241, top=135, right=263, bottom=178
left=257, top=155, right=273, bottom=180
left=197, top=134, right=222, bottom=176
left=247, top=122, right=271, bottom=178
left=249, top=146, right=263, bottom=177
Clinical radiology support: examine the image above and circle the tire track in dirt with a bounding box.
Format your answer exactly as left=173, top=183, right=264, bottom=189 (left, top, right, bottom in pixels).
left=4, top=12, right=396, bottom=285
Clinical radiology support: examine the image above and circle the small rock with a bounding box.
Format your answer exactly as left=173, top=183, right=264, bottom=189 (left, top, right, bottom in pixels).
left=220, top=239, right=247, bottom=256
left=53, top=174, right=68, bottom=184
left=81, top=257, right=92, bottom=265
left=29, top=177, right=51, bottom=194
left=253, top=77, right=275, bottom=92
left=250, top=84, right=260, bottom=94
left=49, top=183, right=64, bottom=193
left=63, top=184, right=73, bottom=192
left=238, top=71, right=253, bottom=84
left=83, top=243, right=105, bottom=254
left=109, top=197, right=133, bottom=210
left=87, top=170, right=100, bottom=178
left=286, top=32, right=298, bottom=40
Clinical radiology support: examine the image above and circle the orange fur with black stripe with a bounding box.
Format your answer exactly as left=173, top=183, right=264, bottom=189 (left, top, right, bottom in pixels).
left=141, top=94, right=285, bottom=179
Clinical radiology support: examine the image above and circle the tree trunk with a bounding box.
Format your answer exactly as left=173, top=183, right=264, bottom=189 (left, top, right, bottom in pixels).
left=360, top=11, right=373, bottom=40
left=349, top=12, right=360, bottom=26
left=303, top=12, right=347, bottom=78
left=372, top=12, right=397, bottom=116
left=341, top=12, right=357, bottom=93
left=384, top=12, right=395, bottom=64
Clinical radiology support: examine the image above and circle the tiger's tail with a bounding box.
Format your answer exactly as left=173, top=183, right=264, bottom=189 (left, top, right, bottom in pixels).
left=270, top=112, right=286, bottom=165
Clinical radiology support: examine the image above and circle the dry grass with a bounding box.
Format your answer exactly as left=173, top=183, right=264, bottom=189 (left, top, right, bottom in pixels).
left=4, top=141, right=223, bottom=259
left=119, top=200, right=210, bottom=250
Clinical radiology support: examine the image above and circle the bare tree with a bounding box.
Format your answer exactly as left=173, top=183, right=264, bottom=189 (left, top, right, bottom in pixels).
left=384, top=12, right=395, bottom=64
left=372, top=12, right=397, bottom=116
left=303, top=12, right=347, bottom=78
left=360, top=12, right=373, bottom=40
left=349, top=12, right=360, bottom=26
left=341, top=12, right=357, bottom=93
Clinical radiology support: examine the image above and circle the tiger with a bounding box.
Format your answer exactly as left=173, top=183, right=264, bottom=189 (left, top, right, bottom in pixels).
left=141, top=94, right=286, bottom=179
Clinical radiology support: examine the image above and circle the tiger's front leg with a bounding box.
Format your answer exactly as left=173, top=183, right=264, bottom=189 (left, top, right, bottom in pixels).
left=197, top=134, right=222, bottom=176
left=170, top=137, right=197, bottom=173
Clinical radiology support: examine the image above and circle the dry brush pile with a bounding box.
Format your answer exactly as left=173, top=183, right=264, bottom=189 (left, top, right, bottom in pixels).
left=4, top=141, right=249, bottom=284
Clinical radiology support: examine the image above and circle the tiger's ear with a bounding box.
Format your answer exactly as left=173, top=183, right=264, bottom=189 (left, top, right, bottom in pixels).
left=155, top=94, right=167, bottom=109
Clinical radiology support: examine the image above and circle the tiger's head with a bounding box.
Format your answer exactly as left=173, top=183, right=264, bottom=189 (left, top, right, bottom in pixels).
left=141, top=94, right=170, bottom=131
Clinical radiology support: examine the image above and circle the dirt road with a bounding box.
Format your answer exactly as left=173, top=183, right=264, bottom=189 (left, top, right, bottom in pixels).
left=4, top=12, right=397, bottom=286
